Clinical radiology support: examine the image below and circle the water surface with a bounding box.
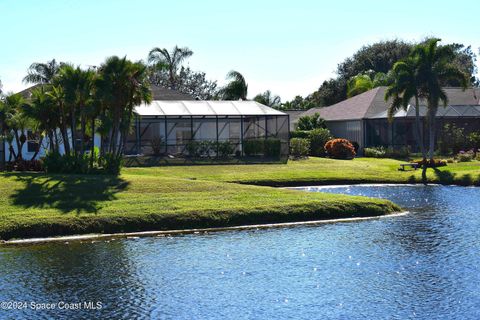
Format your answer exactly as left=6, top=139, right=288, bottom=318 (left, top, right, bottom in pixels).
left=1, top=185, right=479, bottom=319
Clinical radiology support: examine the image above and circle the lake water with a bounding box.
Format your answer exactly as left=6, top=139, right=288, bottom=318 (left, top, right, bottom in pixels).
left=1, top=185, right=480, bottom=319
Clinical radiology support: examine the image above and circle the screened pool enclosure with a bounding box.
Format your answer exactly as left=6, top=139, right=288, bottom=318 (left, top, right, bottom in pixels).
left=126, top=101, right=289, bottom=159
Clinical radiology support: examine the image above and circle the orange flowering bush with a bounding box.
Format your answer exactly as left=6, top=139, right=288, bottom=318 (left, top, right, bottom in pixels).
left=324, top=139, right=356, bottom=159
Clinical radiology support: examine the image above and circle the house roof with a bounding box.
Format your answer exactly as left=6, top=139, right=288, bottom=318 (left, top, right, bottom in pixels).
left=301, top=86, right=480, bottom=121
left=150, top=85, right=195, bottom=100
left=134, top=100, right=286, bottom=117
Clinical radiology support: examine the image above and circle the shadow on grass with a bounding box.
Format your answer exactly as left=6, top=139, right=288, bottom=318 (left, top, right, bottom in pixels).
left=6, top=173, right=130, bottom=214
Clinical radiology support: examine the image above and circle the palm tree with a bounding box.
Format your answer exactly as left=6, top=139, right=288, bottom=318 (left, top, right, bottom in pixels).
left=413, top=38, right=468, bottom=161
left=47, top=85, right=71, bottom=154
left=96, top=56, right=152, bottom=157
left=0, top=93, right=29, bottom=160
left=22, top=87, right=58, bottom=157
left=148, top=46, right=193, bottom=89
left=385, top=57, right=427, bottom=161
left=347, top=71, right=391, bottom=97
left=253, top=90, right=281, bottom=108
left=23, top=59, right=63, bottom=84
left=218, top=71, right=248, bottom=100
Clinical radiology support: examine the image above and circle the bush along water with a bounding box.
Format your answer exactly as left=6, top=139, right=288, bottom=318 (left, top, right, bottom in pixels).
left=324, top=139, right=356, bottom=159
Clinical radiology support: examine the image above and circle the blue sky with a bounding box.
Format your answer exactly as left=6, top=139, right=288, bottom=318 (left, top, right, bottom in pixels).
left=0, top=0, right=478, bottom=100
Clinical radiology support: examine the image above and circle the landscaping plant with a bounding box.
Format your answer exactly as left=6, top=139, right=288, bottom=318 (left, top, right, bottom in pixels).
left=324, top=139, right=356, bottom=159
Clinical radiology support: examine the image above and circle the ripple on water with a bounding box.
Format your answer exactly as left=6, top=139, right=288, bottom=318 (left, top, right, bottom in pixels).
left=0, top=185, right=480, bottom=319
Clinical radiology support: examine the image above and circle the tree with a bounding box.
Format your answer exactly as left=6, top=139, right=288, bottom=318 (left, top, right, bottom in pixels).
left=347, top=71, right=393, bottom=97
left=280, top=95, right=315, bottom=110
left=96, top=56, right=152, bottom=158
left=296, top=113, right=326, bottom=131
left=253, top=90, right=281, bottom=107
left=218, top=70, right=248, bottom=100
left=338, top=40, right=413, bottom=80
left=413, top=38, right=468, bottom=161
left=385, top=57, right=426, bottom=161
left=149, top=66, right=217, bottom=100
left=23, top=59, right=63, bottom=84
left=303, top=39, right=478, bottom=108
left=22, top=87, right=58, bottom=157
left=148, top=46, right=193, bottom=90
left=0, top=93, right=29, bottom=160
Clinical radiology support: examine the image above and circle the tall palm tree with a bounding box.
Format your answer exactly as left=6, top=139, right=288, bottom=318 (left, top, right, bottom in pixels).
left=47, top=85, right=71, bottom=154
left=96, top=56, right=152, bottom=157
left=413, top=38, right=468, bottom=161
left=253, top=90, right=281, bottom=108
left=218, top=71, right=248, bottom=100
left=385, top=57, right=427, bottom=161
left=148, top=46, right=193, bottom=89
left=23, top=59, right=63, bottom=84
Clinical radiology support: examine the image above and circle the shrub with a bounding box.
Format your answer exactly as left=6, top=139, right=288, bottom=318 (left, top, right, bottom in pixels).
left=290, top=130, right=310, bottom=139
left=439, top=123, right=466, bottom=154
left=216, top=141, right=234, bottom=158
left=43, top=152, right=90, bottom=174
left=43, top=151, right=122, bottom=175
left=186, top=141, right=201, bottom=157
left=264, top=138, right=281, bottom=158
left=308, top=128, right=332, bottom=157
left=467, top=132, right=480, bottom=149
left=199, top=140, right=215, bottom=157
left=296, top=113, right=326, bottom=131
left=289, top=138, right=310, bottom=159
left=6, top=159, right=43, bottom=172
left=456, top=150, right=475, bottom=162
left=100, top=153, right=123, bottom=175
left=324, top=139, right=356, bottom=159
left=364, top=146, right=410, bottom=159
left=150, top=137, right=164, bottom=155
left=244, top=139, right=264, bottom=156
left=364, top=146, right=386, bottom=158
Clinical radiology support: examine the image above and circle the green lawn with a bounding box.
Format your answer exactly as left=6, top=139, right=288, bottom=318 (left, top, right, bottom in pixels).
left=2, top=157, right=477, bottom=241
left=124, top=157, right=480, bottom=186
left=0, top=165, right=400, bottom=240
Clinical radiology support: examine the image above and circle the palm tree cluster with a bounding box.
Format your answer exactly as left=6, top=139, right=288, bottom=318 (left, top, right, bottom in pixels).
left=386, top=38, right=468, bottom=165
left=0, top=57, right=151, bottom=171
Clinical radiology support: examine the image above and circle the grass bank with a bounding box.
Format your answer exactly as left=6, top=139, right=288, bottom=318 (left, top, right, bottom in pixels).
left=0, top=170, right=400, bottom=240
left=125, top=157, right=480, bottom=186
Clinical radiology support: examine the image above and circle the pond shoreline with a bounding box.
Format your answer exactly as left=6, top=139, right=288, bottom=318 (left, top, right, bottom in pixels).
left=2, top=210, right=409, bottom=246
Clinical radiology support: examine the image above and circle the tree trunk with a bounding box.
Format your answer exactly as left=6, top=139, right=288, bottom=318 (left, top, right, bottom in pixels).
left=48, top=131, right=55, bottom=152
left=80, top=115, right=86, bottom=155
left=13, top=130, right=23, bottom=160
left=428, top=105, right=437, bottom=161
left=71, top=107, right=77, bottom=155
left=414, top=97, right=427, bottom=161
left=30, top=136, right=44, bottom=161
left=90, top=118, right=96, bottom=169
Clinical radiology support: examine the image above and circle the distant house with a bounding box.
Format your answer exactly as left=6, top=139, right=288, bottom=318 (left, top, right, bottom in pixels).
left=1, top=85, right=290, bottom=166
left=295, top=87, right=480, bottom=153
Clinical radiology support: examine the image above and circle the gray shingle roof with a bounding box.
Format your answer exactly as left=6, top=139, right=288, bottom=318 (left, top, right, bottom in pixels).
left=301, top=86, right=480, bottom=121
